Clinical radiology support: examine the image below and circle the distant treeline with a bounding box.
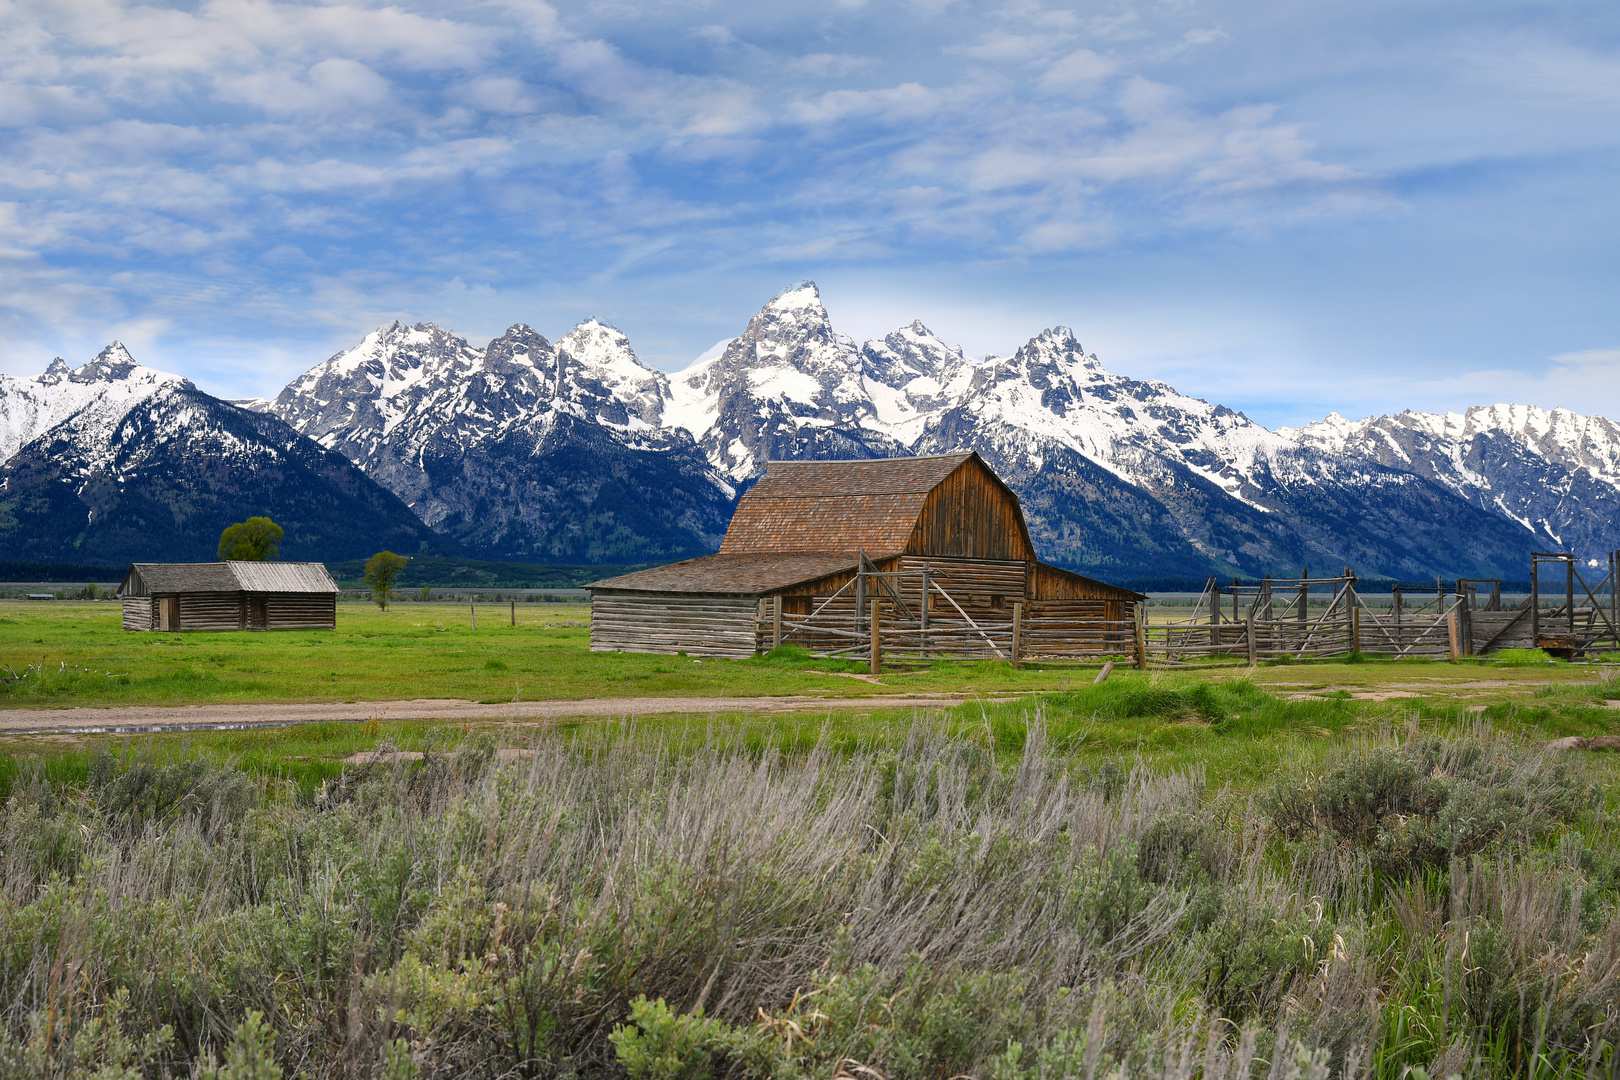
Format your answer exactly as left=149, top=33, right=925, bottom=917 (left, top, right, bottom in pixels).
left=0, top=561, right=125, bottom=582
left=324, top=554, right=645, bottom=589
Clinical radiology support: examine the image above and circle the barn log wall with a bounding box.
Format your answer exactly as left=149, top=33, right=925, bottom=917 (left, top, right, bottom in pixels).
left=1030, top=563, right=1131, bottom=601
left=770, top=557, right=1140, bottom=661
left=122, top=597, right=155, bottom=631
left=591, top=591, right=761, bottom=657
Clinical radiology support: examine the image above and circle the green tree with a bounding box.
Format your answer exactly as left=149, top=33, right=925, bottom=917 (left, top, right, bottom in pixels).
left=365, top=551, right=408, bottom=610
left=217, top=517, right=283, bottom=561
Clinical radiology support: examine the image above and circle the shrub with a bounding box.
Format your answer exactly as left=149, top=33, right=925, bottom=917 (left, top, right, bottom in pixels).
left=88, top=749, right=255, bottom=836
left=1266, top=734, right=1588, bottom=879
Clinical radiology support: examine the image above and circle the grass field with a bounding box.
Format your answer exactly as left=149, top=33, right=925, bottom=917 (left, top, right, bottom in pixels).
left=3, top=600, right=1620, bottom=1078
left=4, top=600, right=1617, bottom=710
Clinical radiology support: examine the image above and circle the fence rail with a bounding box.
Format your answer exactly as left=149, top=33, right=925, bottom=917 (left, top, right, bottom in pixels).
left=749, top=553, right=1620, bottom=670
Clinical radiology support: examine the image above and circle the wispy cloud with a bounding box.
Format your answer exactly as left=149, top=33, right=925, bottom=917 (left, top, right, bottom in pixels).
left=0, top=0, right=1614, bottom=425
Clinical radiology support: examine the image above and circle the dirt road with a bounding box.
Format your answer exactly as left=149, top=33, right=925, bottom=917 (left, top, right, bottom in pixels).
left=0, top=693, right=1026, bottom=735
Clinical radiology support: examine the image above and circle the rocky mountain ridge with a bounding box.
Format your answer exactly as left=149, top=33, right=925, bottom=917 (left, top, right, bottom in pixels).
left=0, top=347, right=456, bottom=564
left=1284, top=406, right=1620, bottom=559
left=266, top=319, right=733, bottom=563
left=9, top=283, right=1611, bottom=576
left=260, top=281, right=1602, bottom=578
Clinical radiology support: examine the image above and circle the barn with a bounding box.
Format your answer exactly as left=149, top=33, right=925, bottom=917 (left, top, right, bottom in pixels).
left=119, top=561, right=339, bottom=632
left=586, top=453, right=1144, bottom=662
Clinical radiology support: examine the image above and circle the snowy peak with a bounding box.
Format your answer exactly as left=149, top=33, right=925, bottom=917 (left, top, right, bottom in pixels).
left=483, top=324, right=553, bottom=375
left=1285, top=402, right=1620, bottom=557
left=77, top=341, right=144, bottom=382
left=550, top=319, right=672, bottom=433
left=0, top=345, right=188, bottom=464
left=1292, top=403, right=1620, bottom=480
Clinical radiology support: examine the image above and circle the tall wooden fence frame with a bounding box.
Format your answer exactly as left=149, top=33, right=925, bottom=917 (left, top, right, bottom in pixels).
left=763, top=554, right=1139, bottom=667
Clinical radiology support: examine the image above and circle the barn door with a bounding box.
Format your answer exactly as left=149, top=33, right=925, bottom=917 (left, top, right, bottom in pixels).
left=159, top=598, right=179, bottom=632
left=249, top=597, right=268, bottom=630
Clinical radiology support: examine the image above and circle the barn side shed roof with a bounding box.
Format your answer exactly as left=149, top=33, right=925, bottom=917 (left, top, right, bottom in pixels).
left=587, top=553, right=857, bottom=596
left=720, top=453, right=996, bottom=557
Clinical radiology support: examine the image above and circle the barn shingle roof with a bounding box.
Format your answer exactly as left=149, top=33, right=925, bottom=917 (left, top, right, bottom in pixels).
left=720, top=453, right=975, bottom=556
left=587, top=553, right=857, bottom=595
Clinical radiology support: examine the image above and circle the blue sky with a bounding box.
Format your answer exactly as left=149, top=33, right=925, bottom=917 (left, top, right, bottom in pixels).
left=1, top=0, right=1617, bottom=427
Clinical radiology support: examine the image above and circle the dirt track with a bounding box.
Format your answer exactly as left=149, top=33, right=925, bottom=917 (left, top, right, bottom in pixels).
left=0, top=693, right=1027, bottom=735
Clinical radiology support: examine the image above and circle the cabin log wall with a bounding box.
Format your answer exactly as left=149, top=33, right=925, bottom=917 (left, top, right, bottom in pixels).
left=177, top=593, right=245, bottom=631
left=265, top=594, right=338, bottom=630
left=121, top=591, right=337, bottom=631
left=122, top=597, right=155, bottom=631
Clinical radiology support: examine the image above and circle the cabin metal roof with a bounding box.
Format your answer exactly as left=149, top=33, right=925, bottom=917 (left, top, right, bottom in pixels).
left=720, top=453, right=976, bottom=556
left=225, top=561, right=339, bottom=593
left=587, top=553, right=859, bottom=595
left=120, top=561, right=338, bottom=596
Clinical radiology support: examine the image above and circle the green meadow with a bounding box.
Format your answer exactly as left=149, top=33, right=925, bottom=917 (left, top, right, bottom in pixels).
left=3, top=599, right=1620, bottom=1078
left=2, top=599, right=1615, bottom=710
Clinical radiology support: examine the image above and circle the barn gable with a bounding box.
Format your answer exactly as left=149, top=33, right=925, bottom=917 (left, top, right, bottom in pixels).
left=717, top=453, right=1033, bottom=560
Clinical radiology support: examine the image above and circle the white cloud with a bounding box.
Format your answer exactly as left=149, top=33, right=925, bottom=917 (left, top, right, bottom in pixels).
left=1039, top=49, right=1117, bottom=92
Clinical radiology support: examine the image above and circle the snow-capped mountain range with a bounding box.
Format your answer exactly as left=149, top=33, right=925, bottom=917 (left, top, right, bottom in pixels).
left=1284, top=407, right=1620, bottom=557
left=4, top=281, right=1614, bottom=577
left=0, top=345, right=451, bottom=564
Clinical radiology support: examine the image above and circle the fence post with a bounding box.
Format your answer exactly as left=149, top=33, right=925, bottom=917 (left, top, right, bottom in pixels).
left=1346, top=568, right=1360, bottom=655
left=920, top=563, right=930, bottom=659
left=1447, top=608, right=1460, bottom=662
left=470, top=600, right=476, bottom=630
left=856, top=550, right=867, bottom=644
left=772, top=596, right=783, bottom=651
left=1566, top=556, right=1576, bottom=638
left=870, top=600, right=882, bottom=676
left=1011, top=602, right=1023, bottom=668
left=1531, top=555, right=1540, bottom=646
left=510, top=600, right=515, bottom=627
left=1246, top=613, right=1257, bottom=666
left=1298, top=570, right=1309, bottom=635
left=1134, top=604, right=1147, bottom=670
left=1459, top=591, right=1472, bottom=656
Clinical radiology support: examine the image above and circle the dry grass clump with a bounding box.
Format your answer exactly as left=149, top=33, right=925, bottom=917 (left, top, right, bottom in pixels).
left=0, top=716, right=1614, bottom=1079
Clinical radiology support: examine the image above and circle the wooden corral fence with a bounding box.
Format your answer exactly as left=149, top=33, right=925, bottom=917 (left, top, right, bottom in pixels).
left=1145, top=571, right=1365, bottom=664
left=760, top=555, right=1137, bottom=665
left=1143, top=552, right=1620, bottom=665
left=1526, top=551, right=1620, bottom=658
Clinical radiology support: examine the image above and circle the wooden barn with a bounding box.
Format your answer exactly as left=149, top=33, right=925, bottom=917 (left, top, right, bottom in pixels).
left=587, top=453, right=1144, bottom=662
left=119, top=561, right=339, bottom=632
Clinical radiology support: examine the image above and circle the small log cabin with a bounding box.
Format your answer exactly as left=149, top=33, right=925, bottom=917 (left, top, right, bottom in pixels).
left=119, top=561, right=339, bottom=632
left=587, top=453, right=1144, bottom=659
